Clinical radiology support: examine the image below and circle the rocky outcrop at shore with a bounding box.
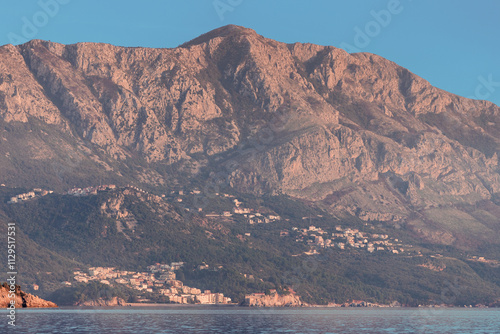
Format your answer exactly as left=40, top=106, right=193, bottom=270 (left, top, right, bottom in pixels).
left=339, top=300, right=401, bottom=307
left=76, top=297, right=127, bottom=306
left=0, top=283, right=58, bottom=308
left=243, top=292, right=305, bottom=307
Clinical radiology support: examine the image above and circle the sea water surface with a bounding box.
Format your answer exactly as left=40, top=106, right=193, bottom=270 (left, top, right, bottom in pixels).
left=2, top=306, right=499, bottom=333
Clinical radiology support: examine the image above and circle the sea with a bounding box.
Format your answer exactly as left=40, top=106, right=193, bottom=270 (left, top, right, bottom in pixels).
left=1, top=306, right=499, bottom=333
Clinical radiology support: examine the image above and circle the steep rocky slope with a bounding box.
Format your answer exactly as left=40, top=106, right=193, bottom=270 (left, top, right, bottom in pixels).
left=0, top=283, right=57, bottom=308
left=0, top=25, right=499, bottom=247
left=243, top=292, right=304, bottom=307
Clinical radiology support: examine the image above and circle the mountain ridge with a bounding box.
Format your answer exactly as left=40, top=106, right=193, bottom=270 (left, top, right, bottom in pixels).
left=0, top=25, right=499, bottom=248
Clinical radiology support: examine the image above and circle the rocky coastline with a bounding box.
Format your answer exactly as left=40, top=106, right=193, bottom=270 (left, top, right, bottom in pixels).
left=0, top=283, right=57, bottom=308
left=243, top=292, right=305, bottom=307
left=76, top=297, right=127, bottom=306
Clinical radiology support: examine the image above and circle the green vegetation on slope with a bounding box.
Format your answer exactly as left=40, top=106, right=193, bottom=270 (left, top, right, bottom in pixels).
left=2, top=187, right=500, bottom=305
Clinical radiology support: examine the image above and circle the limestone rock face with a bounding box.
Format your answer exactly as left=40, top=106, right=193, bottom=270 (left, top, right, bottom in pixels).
left=0, top=44, right=65, bottom=125
left=0, top=25, right=499, bottom=243
left=244, top=293, right=304, bottom=307
left=76, top=297, right=126, bottom=307
left=21, top=291, right=59, bottom=308
left=0, top=284, right=57, bottom=308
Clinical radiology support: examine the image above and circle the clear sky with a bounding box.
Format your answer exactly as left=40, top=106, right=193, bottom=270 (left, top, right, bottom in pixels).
left=0, top=0, right=499, bottom=106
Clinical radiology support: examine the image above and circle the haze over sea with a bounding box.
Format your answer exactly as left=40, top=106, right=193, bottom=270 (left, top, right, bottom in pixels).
left=2, top=307, right=499, bottom=333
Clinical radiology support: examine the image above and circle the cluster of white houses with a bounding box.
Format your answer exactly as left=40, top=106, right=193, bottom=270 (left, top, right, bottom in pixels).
left=66, top=184, right=116, bottom=196
left=7, top=185, right=121, bottom=203
left=290, top=225, right=406, bottom=254
left=8, top=188, right=53, bottom=203
left=204, top=197, right=281, bottom=224
left=71, top=262, right=231, bottom=304
left=168, top=189, right=282, bottom=225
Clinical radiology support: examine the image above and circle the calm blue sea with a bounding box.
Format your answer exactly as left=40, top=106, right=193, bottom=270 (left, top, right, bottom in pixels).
left=1, top=306, right=499, bottom=333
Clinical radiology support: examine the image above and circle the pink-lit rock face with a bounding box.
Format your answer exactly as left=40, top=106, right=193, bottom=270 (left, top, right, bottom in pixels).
left=0, top=25, right=499, bottom=245
left=0, top=284, right=57, bottom=308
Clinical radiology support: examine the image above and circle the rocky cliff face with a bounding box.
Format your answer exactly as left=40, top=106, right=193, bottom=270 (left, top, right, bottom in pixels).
left=76, top=297, right=126, bottom=307
left=0, top=284, right=57, bottom=308
left=244, top=292, right=304, bottom=307
left=0, top=25, right=499, bottom=246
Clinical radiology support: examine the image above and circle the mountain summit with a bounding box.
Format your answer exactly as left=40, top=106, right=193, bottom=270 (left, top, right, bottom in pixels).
left=180, top=24, right=260, bottom=47
left=0, top=25, right=499, bottom=248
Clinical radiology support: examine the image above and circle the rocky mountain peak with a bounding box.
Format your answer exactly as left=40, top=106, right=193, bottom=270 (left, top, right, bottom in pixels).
left=180, top=24, right=260, bottom=48
left=0, top=26, right=499, bottom=247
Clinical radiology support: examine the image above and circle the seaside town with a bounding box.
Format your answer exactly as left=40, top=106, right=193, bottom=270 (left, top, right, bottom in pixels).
left=68, top=262, right=232, bottom=304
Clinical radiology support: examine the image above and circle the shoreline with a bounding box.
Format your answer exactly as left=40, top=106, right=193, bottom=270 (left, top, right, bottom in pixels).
left=54, top=303, right=495, bottom=309
left=124, top=303, right=240, bottom=307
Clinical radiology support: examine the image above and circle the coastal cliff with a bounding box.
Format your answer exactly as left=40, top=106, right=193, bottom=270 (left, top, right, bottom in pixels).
left=0, top=283, right=57, bottom=308
left=244, top=292, right=305, bottom=307
left=76, top=297, right=127, bottom=306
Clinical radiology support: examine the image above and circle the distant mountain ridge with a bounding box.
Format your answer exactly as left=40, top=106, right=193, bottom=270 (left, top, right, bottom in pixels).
left=0, top=25, right=499, bottom=248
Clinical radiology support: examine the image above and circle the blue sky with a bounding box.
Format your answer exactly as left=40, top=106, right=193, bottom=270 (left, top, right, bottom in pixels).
left=1, top=0, right=499, bottom=106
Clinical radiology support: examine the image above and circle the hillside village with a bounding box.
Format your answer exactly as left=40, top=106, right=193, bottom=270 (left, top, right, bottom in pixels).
left=7, top=185, right=118, bottom=203
left=6, top=184, right=281, bottom=226
left=204, top=195, right=282, bottom=224
left=6, top=182, right=416, bottom=258
left=285, top=225, right=411, bottom=255
left=7, top=184, right=412, bottom=257
left=3, top=182, right=498, bottom=307
left=7, top=188, right=54, bottom=203
left=172, top=189, right=411, bottom=256
left=69, top=262, right=232, bottom=304
left=66, top=184, right=117, bottom=196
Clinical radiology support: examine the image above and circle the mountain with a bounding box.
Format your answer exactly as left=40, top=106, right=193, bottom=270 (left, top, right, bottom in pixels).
left=1, top=25, right=499, bottom=244
left=1, top=25, right=500, bottom=305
